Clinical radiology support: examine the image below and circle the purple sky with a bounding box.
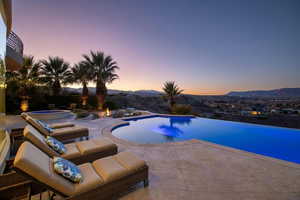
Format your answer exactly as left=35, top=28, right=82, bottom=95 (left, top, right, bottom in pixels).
left=12, top=0, right=300, bottom=94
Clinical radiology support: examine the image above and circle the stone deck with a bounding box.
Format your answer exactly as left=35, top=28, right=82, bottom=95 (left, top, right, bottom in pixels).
left=14, top=116, right=300, bottom=200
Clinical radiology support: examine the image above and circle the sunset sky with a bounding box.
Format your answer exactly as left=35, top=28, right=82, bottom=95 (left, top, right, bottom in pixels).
left=12, top=0, right=299, bottom=95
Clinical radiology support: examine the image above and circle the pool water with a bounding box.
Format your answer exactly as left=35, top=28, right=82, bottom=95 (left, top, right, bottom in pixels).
left=112, top=116, right=300, bottom=164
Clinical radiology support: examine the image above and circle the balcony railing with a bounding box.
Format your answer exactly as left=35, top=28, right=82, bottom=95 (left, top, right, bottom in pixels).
left=7, top=31, right=23, bottom=55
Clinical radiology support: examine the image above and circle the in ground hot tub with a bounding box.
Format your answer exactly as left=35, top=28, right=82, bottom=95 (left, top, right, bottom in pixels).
left=27, top=110, right=75, bottom=120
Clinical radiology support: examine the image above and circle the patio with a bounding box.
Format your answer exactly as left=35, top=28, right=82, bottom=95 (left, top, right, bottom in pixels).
left=24, top=116, right=300, bottom=200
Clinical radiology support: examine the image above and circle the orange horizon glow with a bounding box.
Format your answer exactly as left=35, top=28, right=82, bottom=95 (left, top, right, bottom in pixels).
left=69, top=83, right=231, bottom=96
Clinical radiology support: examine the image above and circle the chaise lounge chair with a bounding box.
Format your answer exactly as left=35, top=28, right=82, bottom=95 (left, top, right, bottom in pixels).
left=13, top=142, right=149, bottom=200
left=23, top=124, right=117, bottom=164
left=22, top=114, right=88, bottom=141
left=0, top=126, right=118, bottom=199
left=21, top=113, right=75, bottom=129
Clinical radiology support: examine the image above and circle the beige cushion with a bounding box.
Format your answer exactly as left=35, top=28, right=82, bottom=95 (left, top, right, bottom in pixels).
left=23, top=125, right=59, bottom=157
left=92, top=157, right=128, bottom=183
left=52, top=126, right=88, bottom=137
left=24, top=125, right=115, bottom=161
left=76, top=138, right=115, bottom=155
left=24, top=125, right=82, bottom=160
left=62, top=143, right=81, bottom=160
left=50, top=122, right=75, bottom=129
left=73, top=163, right=104, bottom=195
left=92, top=138, right=117, bottom=150
left=20, top=112, right=28, bottom=120
left=114, top=152, right=146, bottom=174
left=13, top=142, right=75, bottom=196
left=26, top=116, right=50, bottom=136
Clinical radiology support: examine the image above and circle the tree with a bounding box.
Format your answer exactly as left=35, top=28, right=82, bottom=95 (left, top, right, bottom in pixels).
left=82, top=51, right=119, bottom=110
left=162, top=81, right=183, bottom=109
left=6, top=55, right=41, bottom=98
left=40, top=56, right=71, bottom=96
left=69, top=62, right=93, bottom=106
left=5, top=55, right=41, bottom=111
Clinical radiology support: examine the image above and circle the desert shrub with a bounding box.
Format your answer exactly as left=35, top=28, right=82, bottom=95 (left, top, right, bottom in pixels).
left=73, top=109, right=89, bottom=119
left=87, top=95, right=98, bottom=109
left=104, top=100, right=119, bottom=110
left=47, top=95, right=80, bottom=109
left=76, top=112, right=89, bottom=118
left=171, top=104, right=192, bottom=115
left=213, top=113, right=222, bottom=118
left=111, top=110, right=125, bottom=118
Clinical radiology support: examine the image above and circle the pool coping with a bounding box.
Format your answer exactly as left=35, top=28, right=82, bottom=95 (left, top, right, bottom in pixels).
left=102, top=113, right=300, bottom=169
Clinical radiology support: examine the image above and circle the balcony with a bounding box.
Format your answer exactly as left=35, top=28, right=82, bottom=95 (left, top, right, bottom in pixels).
left=5, top=31, right=24, bottom=71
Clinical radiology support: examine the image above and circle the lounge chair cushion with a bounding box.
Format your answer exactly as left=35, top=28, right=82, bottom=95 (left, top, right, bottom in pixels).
left=50, top=122, right=75, bottom=129
left=52, top=126, right=88, bottom=137
left=14, top=142, right=75, bottom=196
left=92, top=152, right=146, bottom=183
left=63, top=143, right=81, bottom=160
left=92, top=157, right=128, bottom=182
left=24, top=125, right=115, bottom=162
left=76, top=138, right=116, bottom=155
left=21, top=112, right=74, bottom=129
left=73, top=163, right=104, bottom=195
left=92, top=138, right=117, bottom=149
left=37, top=120, right=54, bottom=133
left=24, top=125, right=60, bottom=157
left=20, top=112, right=28, bottom=120
left=26, top=116, right=50, bottom=136
left=53, top=157, right=83, bottom=183
left=45, top=136, right=66, bottom=154
left=114, top=152, right=146, bottom=173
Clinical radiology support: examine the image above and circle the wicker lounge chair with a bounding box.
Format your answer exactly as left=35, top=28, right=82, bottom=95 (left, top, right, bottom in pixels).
left=13, top=142, right=149, bottom=200
left=22, top=114, right=88, bottom=141
left=23, top=124, right=117, bottom=164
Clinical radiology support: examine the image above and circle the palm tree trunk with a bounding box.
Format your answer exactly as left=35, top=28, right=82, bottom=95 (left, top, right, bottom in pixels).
left=97, top=94, right=105, bottom=110
left=82, top=82, right=89, bottom=97
left=170, top=96, right=175, bottom=109
left=96, top=80, right=107, bottom=110
left=53, top=80, right=61, bottom=96
left=81, top=83, right=89, bottom=106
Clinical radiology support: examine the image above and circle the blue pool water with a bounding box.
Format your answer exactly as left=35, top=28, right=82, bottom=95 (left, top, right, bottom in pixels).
left=112, top=116, right=300, bottom=164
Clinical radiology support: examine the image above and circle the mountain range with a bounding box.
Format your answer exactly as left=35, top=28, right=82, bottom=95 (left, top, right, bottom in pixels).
left=63, top=87, right=163, bottom=96
left=227, top=88, right=300, bottom=98
left=63, top=87, right=300, bottom=98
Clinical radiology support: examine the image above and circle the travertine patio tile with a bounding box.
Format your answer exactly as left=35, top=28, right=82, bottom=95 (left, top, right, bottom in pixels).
left=17, top=117, right=300, bottom=200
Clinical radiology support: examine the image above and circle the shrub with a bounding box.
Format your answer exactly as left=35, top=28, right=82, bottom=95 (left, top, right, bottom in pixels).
left=111, top=110, right=125, bottom=118
left=171, top=104, right=192, bottom=115
left=87, top=95, right=98, bottom=109
left=73, top=109, right=89, bottom=119
left=104, top=100, right=119, bottom=110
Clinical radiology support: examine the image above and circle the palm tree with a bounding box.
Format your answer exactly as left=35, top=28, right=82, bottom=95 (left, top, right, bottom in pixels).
left=6, top=55, right=41, bottom=111
left=69, top=62, right=93, bottom=106
left=82, top=51, right=119, bottom=110
left=6, top=55, right=41, bottom=98
left=162, top=81, right=183, bottom=109
left=40, top=56, right=71, bottom=96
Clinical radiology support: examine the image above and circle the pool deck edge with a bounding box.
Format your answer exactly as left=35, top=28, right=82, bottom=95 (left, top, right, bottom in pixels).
left=103, top=114, right=300, bottom=170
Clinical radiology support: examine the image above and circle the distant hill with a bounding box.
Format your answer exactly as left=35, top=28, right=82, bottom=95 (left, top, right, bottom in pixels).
left=227, top=88, right=300, bottom=98
left=63, top=87, right=163, bottom=96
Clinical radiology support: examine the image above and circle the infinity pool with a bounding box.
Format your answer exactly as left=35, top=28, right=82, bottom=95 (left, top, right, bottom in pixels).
left=112, top=116, right=300, bottom=164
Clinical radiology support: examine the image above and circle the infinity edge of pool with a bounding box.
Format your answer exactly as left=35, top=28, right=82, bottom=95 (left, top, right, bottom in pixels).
left=111, top=114, right=300, bottom=165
